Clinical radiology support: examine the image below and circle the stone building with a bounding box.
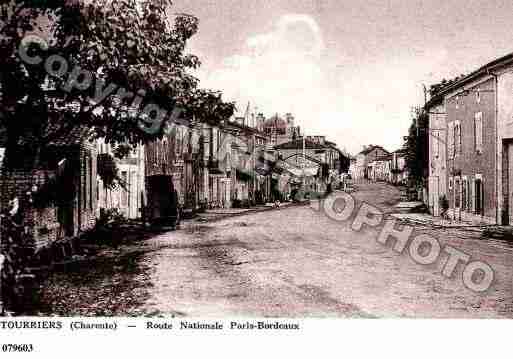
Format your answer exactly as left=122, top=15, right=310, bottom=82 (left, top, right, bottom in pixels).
left=353, top=145, right=390, bottom=180
left=426, top=52, right=513, bottom=224
left=145, top=121, right=203, bottom=219
left=369, top=154, right=393, bottom=182
left=426, top=96, right=448, bottom=216
left=274, top=136, right=345, bottom=195
left=223, top=119, right=272, bottom=206
left=0, top=128, right=97, bottom=251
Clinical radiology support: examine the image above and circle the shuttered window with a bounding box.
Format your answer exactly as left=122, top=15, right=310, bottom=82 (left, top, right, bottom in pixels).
left=475, top=112, right=483, bottom=153
left=461, top=177, right=468, bottom=211
left=89, top=157, right=94, bottom=211
left=448, top=122, right=455, bottom=159
left=455, top=177, right=461, bottom=208
left=475, top=177, right=483, bottom=215
left=467, top=178, right=472, bottom=212
left=454, top=121, right=462, bottom=155
left=433, top=130, right=440, bottom=157
left=471, top=177, right=476, bottom=213
left=121, top=171, right=128, bottom=206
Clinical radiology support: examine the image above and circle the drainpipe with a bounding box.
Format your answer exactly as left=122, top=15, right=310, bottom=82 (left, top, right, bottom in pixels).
left=488, top=69, right=499, bottom=224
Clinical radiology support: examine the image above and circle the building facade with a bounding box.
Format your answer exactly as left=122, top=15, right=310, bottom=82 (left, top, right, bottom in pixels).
left=354, top=145, right=390, bottom=180
left=97, top=139, right=146, bottom=219
left=369, top=154, right=393, bottom=182
left=427, top=98, right=448, bottom=216
left=274, top=136, right=344, bottom=195
left=0, top=133, right=98, bottom=251
left=427, top=53, right=513, bottom=224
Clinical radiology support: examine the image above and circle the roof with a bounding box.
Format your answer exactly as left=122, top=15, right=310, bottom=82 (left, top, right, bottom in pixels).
left=226, top=119, right=263, bottom=134
left=358, top=145, right=389, bottom=156
left=375, top=154, right=393, bottom=162
left=325, top=140, right=341, bottom=151
left=0, top=120, right=93, bottom=149
left=426, top=52, right=513, bottom=108
left=274, top=138, right=327, bottom=150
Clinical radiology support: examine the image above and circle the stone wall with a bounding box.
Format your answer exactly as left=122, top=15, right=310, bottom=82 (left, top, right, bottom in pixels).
left=0, top=170, right=60, bottom=251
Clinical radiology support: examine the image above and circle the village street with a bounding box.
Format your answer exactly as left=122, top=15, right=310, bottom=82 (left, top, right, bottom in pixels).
left=34, top=183, right=513, bottom=318
left=136, top=183, right=513, bottom=318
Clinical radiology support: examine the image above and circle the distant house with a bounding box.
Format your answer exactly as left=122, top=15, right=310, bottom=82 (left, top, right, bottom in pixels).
left=224, top=118, right=272, bottom=206
left=369, top=154, right=393, bottom=182
left=354, top=145, right=390, bottom=180
left=145, top=120, right=202, bottom=220
left=274, top=136, right=343, bottom=194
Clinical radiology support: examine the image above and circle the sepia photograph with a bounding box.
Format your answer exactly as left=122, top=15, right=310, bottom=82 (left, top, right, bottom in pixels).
left=0, top=0, right=512, bottom=356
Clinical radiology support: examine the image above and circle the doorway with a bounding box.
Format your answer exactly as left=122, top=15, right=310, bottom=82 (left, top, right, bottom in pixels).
left=503, top=140, right=513, bottom=225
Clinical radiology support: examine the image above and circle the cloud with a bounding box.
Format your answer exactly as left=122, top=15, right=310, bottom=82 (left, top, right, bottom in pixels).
left=197, top=14, right=327, bottom=117
left=195, top=14, right=450, bottom=154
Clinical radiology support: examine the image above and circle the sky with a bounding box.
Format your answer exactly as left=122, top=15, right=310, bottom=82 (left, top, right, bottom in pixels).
left=172, top=0, right=513, bottom=155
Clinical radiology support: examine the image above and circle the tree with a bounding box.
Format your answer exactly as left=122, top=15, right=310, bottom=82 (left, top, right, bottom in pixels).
left=403, top=106, right=429, bottom=187
left=0, top=0, right=234, bottom=167
left=429, top=74, right=466, bottom=98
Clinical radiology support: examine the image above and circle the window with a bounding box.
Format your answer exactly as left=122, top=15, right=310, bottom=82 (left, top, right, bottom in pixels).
left=433, top=130, right=440, bottom=157
left=454, top=121, right=462, bottom=155
left=462, top=177, right=467, bottom=211
left=129, top=171, right=135, bottom=214
left=466, top=178, right=472, bottom=212
left=474, top=112, right=483, bottom=153
left=455, top=177, right=461, bottom=208
left=475, top=177, right=483, bottom=215
left=121, top=171, right=128, bottom=206
left=89, top=157, right=94, bottom=211
left=212, top=128, right=218, bottom=158
left=448, top=177, right=454, bottom=207
left=476, top=89, right=481, bottom=104
left=448, top=122, right=455, bottom=159
left=83, top=158, right=88, bottom=210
